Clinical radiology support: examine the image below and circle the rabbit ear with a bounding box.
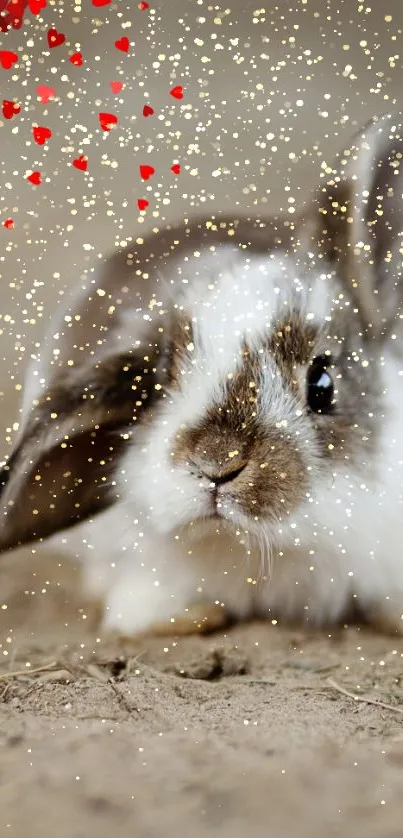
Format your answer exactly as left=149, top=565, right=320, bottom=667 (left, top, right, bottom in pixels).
left=0, top=214, right=289, bottom=553
left=0, top=344, right=167, bottom=552
left=296, top=112, right=403, bottom=339
left=0, top=242, right=175, bottom=553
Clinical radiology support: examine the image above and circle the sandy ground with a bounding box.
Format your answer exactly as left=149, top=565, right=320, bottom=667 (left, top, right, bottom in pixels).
left=2, top=551, right=403, bottom=838
left=2, top=1, right=403, bottom=835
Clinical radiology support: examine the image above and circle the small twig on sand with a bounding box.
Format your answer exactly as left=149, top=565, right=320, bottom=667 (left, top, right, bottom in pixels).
left=327, top=677, right=403, bottom=716
left=0, top=662, right=57, bottom=682
left=107, top=678, right=136, bottom=714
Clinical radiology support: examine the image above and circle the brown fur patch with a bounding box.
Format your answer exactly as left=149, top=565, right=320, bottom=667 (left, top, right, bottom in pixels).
left=171, top=342, right=308, bottom=524
left=269, top=313, right=318, bottom=367
left=166, top=315, right=195, bottom=387
left=268, top=313, right=319, bottom=397
left=172, top=415, right=307, bottom=524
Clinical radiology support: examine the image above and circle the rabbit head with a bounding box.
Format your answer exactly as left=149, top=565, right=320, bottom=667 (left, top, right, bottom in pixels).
left=0, top=111, right=402, bottom=553
left=119, top=242, right=381, bottom=543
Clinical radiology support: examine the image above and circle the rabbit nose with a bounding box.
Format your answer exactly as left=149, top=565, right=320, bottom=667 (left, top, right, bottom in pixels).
left=210, top=463, right=247, bottom=486
left=192, top=462, right=247, bottom=486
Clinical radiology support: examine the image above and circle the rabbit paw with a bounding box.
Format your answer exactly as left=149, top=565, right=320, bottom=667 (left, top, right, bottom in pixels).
left=102, top=576, right=230, bottom=638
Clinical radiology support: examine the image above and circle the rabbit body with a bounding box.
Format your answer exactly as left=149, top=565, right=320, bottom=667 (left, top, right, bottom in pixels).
left=72, top=356, right=403, bottom=637
left=55, top=245, right=403, bottom=635
left=3, top=111, right=403, bottom=636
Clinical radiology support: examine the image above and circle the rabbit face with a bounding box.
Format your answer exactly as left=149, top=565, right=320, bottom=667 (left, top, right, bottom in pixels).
left=120, top=250, right=382, bottom=543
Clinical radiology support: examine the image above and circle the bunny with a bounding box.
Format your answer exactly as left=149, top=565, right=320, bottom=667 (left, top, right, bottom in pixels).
left=1, top=111, right=403, bottom=637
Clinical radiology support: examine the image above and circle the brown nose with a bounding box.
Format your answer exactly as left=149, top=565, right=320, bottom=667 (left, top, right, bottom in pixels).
left=193, top=462, right=247, bottom=486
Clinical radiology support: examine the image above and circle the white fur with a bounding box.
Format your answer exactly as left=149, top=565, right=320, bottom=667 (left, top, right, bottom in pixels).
left=51, top=249, right=403, bottom=635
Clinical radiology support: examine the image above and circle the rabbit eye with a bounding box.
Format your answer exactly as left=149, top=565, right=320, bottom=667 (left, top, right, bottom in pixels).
left=307, top=355, right=334, bottom=415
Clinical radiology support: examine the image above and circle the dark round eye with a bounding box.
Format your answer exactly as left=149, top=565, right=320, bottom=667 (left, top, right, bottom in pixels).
left=307, top=355, right=334, bottom=415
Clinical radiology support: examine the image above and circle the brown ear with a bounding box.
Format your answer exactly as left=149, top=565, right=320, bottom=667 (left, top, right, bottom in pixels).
left=295, top=112, right=403, bottom=339
left=0, top=348, right=165, bottom=552
left=0, top=212, right=290, bottom=554
left=0, top=238, right=175, bottom=552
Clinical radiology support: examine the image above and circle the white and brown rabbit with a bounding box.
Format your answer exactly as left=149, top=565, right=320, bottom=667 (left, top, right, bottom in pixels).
left=1, top=112, right=403, bottom=636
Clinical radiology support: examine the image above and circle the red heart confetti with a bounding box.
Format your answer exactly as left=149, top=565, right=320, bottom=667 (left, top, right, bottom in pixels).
left=139, top=1, right=149, bottom=8
left=0, top=0, right=47, bottom=31
left=27, top=171, right=41, bottom=185
left=92, top=0, right=111, bottom=5
left=3, top=218, right=14, bottom=230
left=142, top=104, right=154, bottom=117
left=69, top=52, right=83, bottom=66
left=110, top=81, right=123, bottom=94
left=0, top=1, right=23, bottom=31
left=73, top=155, right=88, bottom=171
left=32, top=125, right=52, bottom=145
left=36, top=85, right=55, bottom=104
left=139, top=164, right=155, bottom=180
left=0, top=51, right=18, bottom=70
left=2, top=100, right=21, bottom=119
left=99, top=111, right=118, bottom=131
left=115, top=36, right=129, bottom=53
left=170, top=85, right=183, bottom=100
left=47, top=28, right=65, bottom=48
left=29, top=0, right=46, bottom=13
left=171, top=163, right=181, bottom=174
left=137, top=199, right=149, bottom=210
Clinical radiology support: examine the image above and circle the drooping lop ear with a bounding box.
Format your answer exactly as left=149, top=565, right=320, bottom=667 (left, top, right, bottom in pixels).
left=0, top=213, right=288, bottom=554
left=0, top=349, right=166, bottom=553
left=295, top=112, right=403, bottom=339
left=0, top=242, right=176, bottom=553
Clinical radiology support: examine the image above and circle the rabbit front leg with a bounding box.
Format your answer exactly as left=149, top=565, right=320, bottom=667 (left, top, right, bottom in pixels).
left=44, top=507, right=200, bottom=635
left=101, top=541, right=231, bottom=637
left=102, top=548, right=197, bottom=636
left=104, top=580, right=230, bottom=637
left=57, top=505, right=254, bottom=636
